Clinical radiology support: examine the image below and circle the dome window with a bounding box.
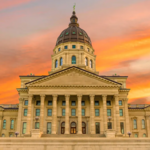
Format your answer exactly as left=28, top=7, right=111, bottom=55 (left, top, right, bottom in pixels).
left=85, top=57, right=88, bottom=66
left=64, top=46, right=68, bottom=49
left=66, top=32, right=69, bottom=35
left=84, top=34, right=87, bottom=37
left=80, top=46, right=83, bottom=49
left=72, top=32, right=76, bottom=34
left=90, top=60, right=93, bottom=68
left=79, top=32, right=82, bottom=35
left=72, top=56, right=76, bottom=64
left=87, top=48, right=90, bottom=52
left=72, top=45, right=76, bottom=49
left=60, top=34, right=63, bottom=37
left=60, top=57, right=63, bottom=66
left=55, top=60, right=58, bottom=68
left=58, top=48, right=61, bottom=51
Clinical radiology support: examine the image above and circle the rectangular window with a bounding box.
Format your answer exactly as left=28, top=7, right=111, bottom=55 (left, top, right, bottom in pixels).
left=120, top=122, right=124, bottom=134
left=95, top=109, right=99, bottom=116
left=142, top=119, right=145, bottom=129
left=62, top=101, right=66, bottom=106
left=24, top=100, right=28, bottom=106
left=62, top=109, right=65, bottom=116
left=35, top=122, right=40, bottom=129
left=10, top=120, right=14, bottom=129
left=80, top=46, right=83, bottom=49
left=48, top=101, right=52, bottom=106
left=72, top=45, right=76, bottom=49
left=133, top=119, right=137, bottom=129
left=108, top=122, right=112, bottom=129
left=36, top=109, right=40, bottom=116
left=47, top=122, right=51, bottom=134
left=95, top=122, right=100, bottom=134
left=82, top=101, right=85, bottom=106
left=82, top=109, right=85, bottom=116
left=107, top=101, right=111, bottom=106
left=24, top=109, right=28, bottom=116
left=64, top=46, right=68, bottom=49
left=22, top=122, right=27, bottom=134
left=36, top=101, right=41, bottom=106
left=3, top=120, right=6, bottom=129
left=58, top=48, right=61, bottom=51
left=48, top=109, right=52, bottom=116
left=119, top=100, right=122, bottom=106
left=107, top=109, right=111, bottom=116
left=71, top=101, right=76, bottom=106
left=95, top=101, right=99, bottom=106
left=134, top=133, right=138, bottom=137
left=119, top=109, right=123, bottom=116
left=71, top=109, right=76, bottom=116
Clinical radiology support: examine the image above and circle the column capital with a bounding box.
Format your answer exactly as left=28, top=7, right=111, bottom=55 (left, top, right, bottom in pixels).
left=145, top=116, right=150, bottom=119
left=65, top=94, right=70, bottom=98
left=102, top=95, right=107, bottom=98
left=90, top=95, right=95, bottom=98
left=40, top=94, right=45, bottom=98
left=114, top=94, right=119, bottom=98
left=122, top=98, right=128, bottom=101
left=28, top=94, right=33, bottom=98
left=19, top=98, right=24, bottom=102
left=53, top=95, right=58, bottom=98
left=77, top=95, right=82, bottom=98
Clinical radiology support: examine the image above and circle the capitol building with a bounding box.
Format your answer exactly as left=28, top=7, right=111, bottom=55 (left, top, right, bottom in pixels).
left=0, top=10, right=150, bottom=150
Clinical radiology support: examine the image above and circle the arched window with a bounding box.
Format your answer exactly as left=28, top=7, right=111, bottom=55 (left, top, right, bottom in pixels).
left=72, top=56, right=76, bottom=64
left=133, top=119, right=137, bottom=129
left=10, top=120, right=14, bottom=129
left=55, top=60, right=58, bottom=68
left=61, top=122, right=65, bottom=134
left=143, top=133, right=146, bottom=137
left=60, top=57, right=63, bottom=66
left=90, top=60, right=93, bottom=68
left=85, top=57, right=88, bottom=66
left=142, top=119, right=145, bottom=129
left=2, top=134, right=5, bottom=137
left=3, top=120, right=6, bottom=129
left=82, top=122, right=86, bottom=134
left=70, top=122, right=76, bottom=134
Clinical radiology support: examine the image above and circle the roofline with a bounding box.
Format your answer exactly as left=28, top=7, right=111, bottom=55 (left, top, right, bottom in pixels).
left=19, top=75, right=47, bottom=77
left=100, top=76, right=128, bottom=78
left=25, top=66, right=122, bottom=85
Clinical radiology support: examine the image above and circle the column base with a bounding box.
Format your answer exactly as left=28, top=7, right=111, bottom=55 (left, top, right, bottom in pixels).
left=115, top=132, right=123, bottom=137
left=104, top=130, right=116, bottom=138
left=31, top=129, right=42, bottom=138
left=78, top=131, right=82, bottom=134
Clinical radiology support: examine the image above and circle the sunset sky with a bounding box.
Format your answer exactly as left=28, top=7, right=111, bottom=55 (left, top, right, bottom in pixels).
left=0, top=0, right=150, bottom=104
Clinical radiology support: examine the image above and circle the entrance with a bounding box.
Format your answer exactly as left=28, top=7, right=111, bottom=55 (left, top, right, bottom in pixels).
left=70, top=122, right=76, bottom=134
left=61, top=122, right=65, bottom=134
left=82, top=122, right=86, bottom=134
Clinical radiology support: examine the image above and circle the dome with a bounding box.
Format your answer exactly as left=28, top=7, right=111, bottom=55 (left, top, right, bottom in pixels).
left=56, top=11, right=92, bottom=47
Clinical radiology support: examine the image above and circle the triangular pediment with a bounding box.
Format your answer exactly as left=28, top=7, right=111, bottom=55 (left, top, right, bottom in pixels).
left=26, top=67, right=121, bottom=88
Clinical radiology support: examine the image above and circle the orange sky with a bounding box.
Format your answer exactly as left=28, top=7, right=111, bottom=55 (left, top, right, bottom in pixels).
left=0, top=0, right=150, bottom=104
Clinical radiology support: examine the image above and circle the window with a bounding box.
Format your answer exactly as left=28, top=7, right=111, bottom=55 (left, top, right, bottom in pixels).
left=108, top=122, right=112, bottom=129
left=143, top=133, right=146, bottom=137
left=55, top=60, right=58, bottom=68
left=71, top=101, right=76, bottom=106
left=120, top=122, right=124, bottom=134
left=79, top=32, right=82, bottom=35
left=95, top=109, right=99, bottom=116
left=119, top=100, right=122, bottom=106
left=107, top=109, right=111, bottom=116
left=119, top=109, right=123, bottom=116
left=95, top=122, right=100, bottom=134
left=90, top=60, right=93, bottom=68
left=36, top=109, right=40, bottom=116
left=82, top=109, right=85, bottom=116
left=48, top=101, right=52, bottom=106
left=22, top=122, right=27, bottom=134
left=107, top=101, right=111, bottom=106
left=87, top=48, right=90, bottom=52
left=47, top=122, right=51, bottom=134
left=48, top=109, right=52, bottom=116
left=133, top=119, right=137, bottom=129
left=10, top=120, right=14, bottom=129
left=82, top=101, right=85, bottom=106
left=72, top=31, right=76, bottom=34
left=85, top=57, right=88, bottom=66
left=9, top=134, right=13, bottom=137
left=60, top=57, right=63, bottom=66
left=134, top=133, right=138, bottom=137
left=64, top=45, right=68, bottom=49
left=60, top=34, right=63, bottom=37
left=71, top=109, right=76, bottom=116
left=58, top=48, right=61, bottom=51
left=82, top=122, right=86, bottom=134
left=35, top=122, right=40, bottom=129
left=62, top=101, right=66, bottom=106
left=24, top=100, right=28, bottom=106
left=72, top=56, right=76, bottom=64
left=95, top=101, right=99, bottom=106
left=66, top=32, right=69, bottom=35
left=61, top=122, right=65, bottom=134
left=80, top=46, right=83, bottom=49
left=72, top=45, right=76, bottom=49
left=141, top=119, right=145, bottom=129
left=62, top=109, right=65, bottom=116
left=36, top=101, right=40, bottom=106
left=24, top=109, right=28, bottom=116
left=2, top=134, right=5, bottom=137
left=3, top=120, right=6, bottom=129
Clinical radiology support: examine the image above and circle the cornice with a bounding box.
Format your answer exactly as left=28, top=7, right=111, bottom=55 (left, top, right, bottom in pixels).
left=16, top=88, right=28, bottom=93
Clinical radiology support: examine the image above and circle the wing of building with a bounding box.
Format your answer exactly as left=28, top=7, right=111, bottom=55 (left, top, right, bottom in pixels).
left=0, top=11, right=150, bottom=138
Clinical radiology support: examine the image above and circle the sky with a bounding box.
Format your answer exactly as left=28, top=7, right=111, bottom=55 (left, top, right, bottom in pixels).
left=0, top=0, right=150, bottom=104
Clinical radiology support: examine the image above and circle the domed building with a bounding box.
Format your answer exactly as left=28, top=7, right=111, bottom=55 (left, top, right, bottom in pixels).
left=0, top=10, right=150, bottom=150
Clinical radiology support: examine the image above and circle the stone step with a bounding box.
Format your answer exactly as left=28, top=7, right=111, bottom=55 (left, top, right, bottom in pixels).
left=41, top=134, right=106, bottom=137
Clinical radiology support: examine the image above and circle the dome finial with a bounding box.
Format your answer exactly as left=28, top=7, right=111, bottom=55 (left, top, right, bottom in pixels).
left=73, top=3, right=76, bottom=12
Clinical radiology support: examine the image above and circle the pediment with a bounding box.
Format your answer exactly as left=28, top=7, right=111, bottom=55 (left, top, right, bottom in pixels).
left=26, top=67, right=121, bottom=88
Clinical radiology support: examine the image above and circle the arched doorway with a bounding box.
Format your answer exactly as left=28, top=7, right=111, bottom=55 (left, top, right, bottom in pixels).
left=70, top=122, right=76, bottom=134
left=82, top=122, right=86, bottom=134
left=61, top=122, right=65, bottom=134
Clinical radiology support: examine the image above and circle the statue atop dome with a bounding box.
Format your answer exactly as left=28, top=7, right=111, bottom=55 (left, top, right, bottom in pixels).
left=73, top=3, right=76, bottom=12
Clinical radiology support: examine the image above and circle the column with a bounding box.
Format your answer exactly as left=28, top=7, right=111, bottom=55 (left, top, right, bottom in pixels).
left=17, top=98, right=23, bottom=136
left=90, top=95, right=95, bottom=134
left=124, top=98, right=129, bottom=136
left=81, top=53, right=84, bottom=65
left=146, top=116, right=150, bottom=137
left=114, top=95, right=121, bottom=135
left=102, top=95, right=107, bottom=131
left=26, top=94, right=33, bottom=135
left=78, top=95, right=82, bottom=134
left=65, top=95, right=70, bottom=134
left=52, top=95, right=57, bottom=134
left=40, top=95, right=45, bottom=133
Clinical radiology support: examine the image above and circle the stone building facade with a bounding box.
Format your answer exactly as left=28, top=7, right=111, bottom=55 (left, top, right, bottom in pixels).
left=0, top=11, right=150, bottom=139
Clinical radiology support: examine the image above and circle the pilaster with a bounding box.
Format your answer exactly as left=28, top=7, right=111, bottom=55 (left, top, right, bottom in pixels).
left=90, top=95, right=95, bottom=134
left=40, top=94, right=45, bottom=133
left=102, top=95, right=107, bottom=131
left=65, top=95, right=70, bottom=134
left=77, top=95, right=82, bottom=134
left=146, top=116, right=150, bottom=137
